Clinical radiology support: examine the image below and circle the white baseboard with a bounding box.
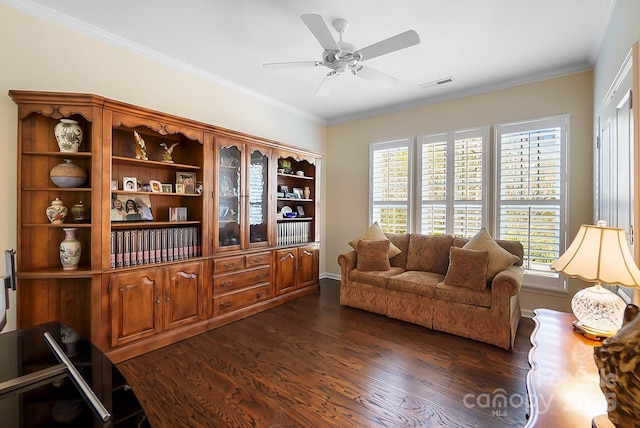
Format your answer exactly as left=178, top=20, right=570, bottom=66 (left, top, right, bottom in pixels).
left=321, top=272, right=340, bottom=281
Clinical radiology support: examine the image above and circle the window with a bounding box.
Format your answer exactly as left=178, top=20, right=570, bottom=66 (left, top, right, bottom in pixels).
left=369, top=116, right=568, bottom=292
left=495, top=116, right=569, bottom=291
left=418, top=128, right=488, bottom=237
left=369, top=139, right=412, bottom=233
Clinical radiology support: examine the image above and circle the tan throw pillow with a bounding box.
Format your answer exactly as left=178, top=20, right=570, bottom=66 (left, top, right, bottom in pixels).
left=462, top=227, right=520, bottom=280
left=349, top=222, right=401, bottom=258
left=444, top=247, right=490, bottom=291
left=356, top=240, right=391, bottom=272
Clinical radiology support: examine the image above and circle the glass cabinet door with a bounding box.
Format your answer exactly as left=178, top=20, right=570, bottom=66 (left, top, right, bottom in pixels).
left=218, top=145, right=241, bottom=247
left=248, top=149, right=269, bottom=245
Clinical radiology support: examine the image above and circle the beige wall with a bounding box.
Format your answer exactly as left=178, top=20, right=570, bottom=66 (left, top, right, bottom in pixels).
left=0, top=4, right=327, bottom=331
left=325, top=71, right=594, bottom=314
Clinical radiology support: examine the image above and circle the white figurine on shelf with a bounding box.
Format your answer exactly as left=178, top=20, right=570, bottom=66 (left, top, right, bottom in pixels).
left=160, top=142, right=180, bottom=163
left=133, top=131, right=148, bottom=160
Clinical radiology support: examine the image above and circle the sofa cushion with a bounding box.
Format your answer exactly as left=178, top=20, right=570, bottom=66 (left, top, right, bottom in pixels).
left=349, top=267, right=405, bottom=288
left=435, top=282, right=492, bottom=308
left=356, top=240, right=391, bottom=271
left=443, top=247, right=490, bottom=291
left=406, top=234, right=453, bottom=275
left=453, top=236, right=524, bottom=267
left=349, top=222, right=401, bottom=258
left=462, top=227, right=520, bottom=280
left=386, top=233, right=410, bottom=268
left=387, top=271, right=442, bottom=297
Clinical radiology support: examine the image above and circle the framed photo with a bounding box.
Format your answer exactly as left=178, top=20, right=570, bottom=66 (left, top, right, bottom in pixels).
left=123, top=177, right=137, bottom=192
left=111, top=194, right=153, bottom=222
left=142, top=183, right=151, bottom=192
left=195, top=181, right=203, bottom=195
left=169, top=207, right=187, bottom=222
left=293, top=187, right=303, bottom=199
left=175, top=183, right=185, bottom=194
left=296, top=205, right=305, bottom=217
left=110, top=180, right=118, bottom=190
left=149, top=180, right=162, bottom=193
left=176, top=171, right=196, bottom=193
left=161, top=183, right=173, bottom=193
left=279, top=185, right=289, bottom=194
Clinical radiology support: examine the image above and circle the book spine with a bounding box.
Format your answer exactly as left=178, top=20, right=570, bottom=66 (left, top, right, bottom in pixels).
left=123, top=230, right=131, bottom=267
left=167, top=229, right=173, bottom=262
left=149, top=229, right=155, bottom=264
left=161, top=228, right=168, bottom=263
left=110, top=231, right=116, bottom=269
left=143, top=229, right=150, bottom=264
left=116, top=231, right=123, bottom=268
left=155, top=229, right=162, bottom=262
left=137, top=230, right=144, bottom=264
left=130, top=229, right=137, bottom=266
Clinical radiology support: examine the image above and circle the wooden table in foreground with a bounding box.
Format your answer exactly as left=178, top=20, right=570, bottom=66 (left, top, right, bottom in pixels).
left=524, top=308, right=613, bottom=427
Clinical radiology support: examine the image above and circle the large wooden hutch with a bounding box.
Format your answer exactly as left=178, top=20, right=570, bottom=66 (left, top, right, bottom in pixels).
left=10, top=90, right=322, bottom=362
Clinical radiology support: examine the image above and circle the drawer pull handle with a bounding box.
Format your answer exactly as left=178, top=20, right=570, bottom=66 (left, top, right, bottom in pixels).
left=220, top=301, right=232, bottom=308
left=221, top=281, right=233, bottom=287
left=253, top=257, right=263, bottom=263
left=303, top=250, right=313, bottom=256
left=256, top=292, right=265, bottom=298
left=223, top=262, right=236, bottom=268
left=256, top=273, right=267, bottom=279
left=155, top=299, right=161, bottom=305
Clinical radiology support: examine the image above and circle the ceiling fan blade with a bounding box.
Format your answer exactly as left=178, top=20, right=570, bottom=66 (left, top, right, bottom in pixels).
left=301, top=14, right=341, bottom=52
left=315, top=73, right=336, bottom=96
left=263, top=61, right=320, bottom=69
left=356, top=30, right=420, bottom=61
left=355, top=66, right=399, bottom=88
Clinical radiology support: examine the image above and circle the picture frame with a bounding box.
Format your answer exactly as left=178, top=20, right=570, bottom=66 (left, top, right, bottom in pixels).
left=169, top=207, right=187, bottom=222
left=195, top=181, right=203, bottom=195
left=110, top=180, right=118, bottom=190
left=176, top=171, right=196, bottom=193
left=292, top=187, right=303, bottom=199
left=111, top=194, right=153, bottom=222
left=296, top=205, right=305, bottom=217
left=279, top=185, right=289, bottom=194
left=123, top=177, right=137, bottom=192
left=149, top=180, right=162, bottom=193
left=175, top=183, right=185, bottom=194
left=161, top=183, right=173, bottom=193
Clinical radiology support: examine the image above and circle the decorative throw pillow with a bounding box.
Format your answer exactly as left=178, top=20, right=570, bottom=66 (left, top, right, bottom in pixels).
left=462, top=227, right=520, bottom=280
left=349, top=222, right=401, bottom=258
left=356, top=240, right=391, bottom=272
left=444, top=247, right=490, bottom=291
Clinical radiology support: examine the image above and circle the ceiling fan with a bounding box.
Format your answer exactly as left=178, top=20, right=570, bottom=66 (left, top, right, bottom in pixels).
left=263, top=14, right=420, bottom=96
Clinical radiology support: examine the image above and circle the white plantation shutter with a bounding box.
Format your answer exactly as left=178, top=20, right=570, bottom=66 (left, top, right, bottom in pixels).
left=496, top=116, right=568, bottom=290
left=418, top=128, right=488, bottom=237
left=370, top=139, right=412, bottom=233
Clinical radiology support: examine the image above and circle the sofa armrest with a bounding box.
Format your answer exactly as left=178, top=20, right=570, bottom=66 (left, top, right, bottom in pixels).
left=491, top=265, right=524, bottom=297
left=338, top=251, right=357, bottom=272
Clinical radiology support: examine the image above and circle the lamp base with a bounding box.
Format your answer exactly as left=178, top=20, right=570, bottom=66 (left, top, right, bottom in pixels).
left=571, top=320, right=614, bottom=340
left=592, top=414, right=615, bottom=428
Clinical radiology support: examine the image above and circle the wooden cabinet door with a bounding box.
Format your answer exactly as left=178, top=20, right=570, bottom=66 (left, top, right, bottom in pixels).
left=297, top=245, right=318, bottom=289
left=274, top=248, right=297, bottom=295
left=109, top=269, right=161, bottom=348
left=164, top=262, right=204, bottom=331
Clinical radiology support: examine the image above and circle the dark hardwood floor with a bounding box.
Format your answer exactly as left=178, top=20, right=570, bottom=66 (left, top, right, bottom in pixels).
left=117, top=279, right=534, bottom=427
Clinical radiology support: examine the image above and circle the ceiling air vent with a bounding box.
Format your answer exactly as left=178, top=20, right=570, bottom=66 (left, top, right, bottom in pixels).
left=419, top=76, right=453, bottom=89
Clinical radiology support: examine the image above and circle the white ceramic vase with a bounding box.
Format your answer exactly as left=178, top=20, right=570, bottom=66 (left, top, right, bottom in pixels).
left=46, top=198, right=68, bottom=224
left=303, top=187, right=311, bottom=199
left=54, top=119, right=83, bottom=152
left=59, top=228, right=81, bottom=270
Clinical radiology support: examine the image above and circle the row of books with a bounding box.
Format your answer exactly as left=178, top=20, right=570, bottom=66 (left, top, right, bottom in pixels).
left=277, top=221, right=312, bottom=246
left=111, top=227, right=201, bottom=269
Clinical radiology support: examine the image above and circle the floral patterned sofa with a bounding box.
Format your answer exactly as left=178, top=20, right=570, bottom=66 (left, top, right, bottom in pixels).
left=337, top=226, right=524, bottom=350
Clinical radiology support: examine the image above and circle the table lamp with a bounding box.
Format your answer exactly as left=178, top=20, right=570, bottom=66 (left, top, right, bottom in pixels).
left=551, top=221, right=640, bottom=339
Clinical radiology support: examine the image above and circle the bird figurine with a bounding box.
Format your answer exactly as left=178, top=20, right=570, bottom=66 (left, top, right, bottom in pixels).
left=160, top=142, right=180, bottom=163
left=133, top=131, right=148, bottom=160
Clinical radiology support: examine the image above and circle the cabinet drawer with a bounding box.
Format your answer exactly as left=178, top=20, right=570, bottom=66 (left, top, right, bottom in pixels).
left=245, top=251, right=272, bottom=268
left=214, top=284, right=269, bottom=315
left=213, top=266, right=271, bottom=294
left=213, top=255, right=245, bottom=274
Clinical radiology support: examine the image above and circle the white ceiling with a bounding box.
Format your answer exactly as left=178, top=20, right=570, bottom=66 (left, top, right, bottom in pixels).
left=6, top=0, right=616, bottom=124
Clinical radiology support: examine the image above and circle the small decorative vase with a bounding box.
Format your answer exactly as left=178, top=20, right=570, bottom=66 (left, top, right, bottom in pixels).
left=60, top=324, right=81, bottom=357
left=50, top=159, right=87, bottom=188
left=59, top=228, right=81, bottom=270
left=71, top=201, right=88, bottom=223
left=303, top=187, right=311, bottom=199
left=54, top=119, right=83, bottom=153
left=46, top=198, right=68, bottom=224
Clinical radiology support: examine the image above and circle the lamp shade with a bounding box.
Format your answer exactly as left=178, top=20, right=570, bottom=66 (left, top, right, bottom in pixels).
left=551, top=224, right=640, bottom=287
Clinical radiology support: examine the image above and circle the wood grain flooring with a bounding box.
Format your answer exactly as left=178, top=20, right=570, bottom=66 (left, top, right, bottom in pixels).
left=117, top=279, right=534, bottom=427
